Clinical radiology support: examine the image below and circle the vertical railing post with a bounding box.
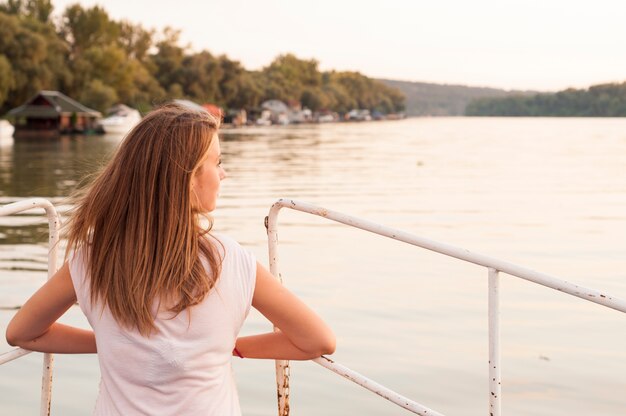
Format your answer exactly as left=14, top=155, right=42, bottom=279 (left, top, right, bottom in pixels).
left=488, top=268, right=501, bottom=416
left=0, top=199, right=61, bottom=416
left=265, top=208, right=291, bottom=416
left=40, top=202, right=60, bottom=416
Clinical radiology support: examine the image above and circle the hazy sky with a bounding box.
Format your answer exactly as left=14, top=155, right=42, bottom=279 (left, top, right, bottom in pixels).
left=52, top=0, right=626, bottom=91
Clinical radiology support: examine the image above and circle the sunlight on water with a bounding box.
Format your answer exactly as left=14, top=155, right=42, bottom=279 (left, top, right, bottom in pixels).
left=1, top=118, right=625, bottom=415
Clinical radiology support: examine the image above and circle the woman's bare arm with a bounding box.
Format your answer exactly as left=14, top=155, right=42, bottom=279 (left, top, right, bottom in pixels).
left=5, top=263, right=96, bottom=353
left=235, top=262, right=335, bottom=360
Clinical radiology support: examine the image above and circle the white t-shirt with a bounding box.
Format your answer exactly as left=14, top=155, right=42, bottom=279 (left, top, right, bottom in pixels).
left=69, top=234, right=257, bottom=416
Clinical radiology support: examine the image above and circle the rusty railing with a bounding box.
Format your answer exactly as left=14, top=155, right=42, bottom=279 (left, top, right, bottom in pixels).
left=265, top=198, right=626, bottom=416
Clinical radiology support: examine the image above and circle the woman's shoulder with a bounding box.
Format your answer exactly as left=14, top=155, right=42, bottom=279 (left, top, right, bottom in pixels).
left=209, top=232, right=236, bottom=245
left=67, top=245, right=87, bottom=273
left=206, top=233, right=257, bottom=288
left=206, top=233, right=250, bottom=260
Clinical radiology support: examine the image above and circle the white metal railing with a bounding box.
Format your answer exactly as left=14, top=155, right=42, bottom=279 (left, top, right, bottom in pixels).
left=2, top=197, right=625, bottom=415
left=265, top=198, right=626, bottom=416
left=0, top=199, right=60, bottom=416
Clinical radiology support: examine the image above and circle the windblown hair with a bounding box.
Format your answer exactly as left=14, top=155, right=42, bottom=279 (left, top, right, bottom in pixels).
left=64, top=103, right=222, bottom=336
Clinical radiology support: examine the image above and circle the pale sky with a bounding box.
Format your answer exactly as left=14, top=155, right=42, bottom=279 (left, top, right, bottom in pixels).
left=51, top=0, right=626, bottom=91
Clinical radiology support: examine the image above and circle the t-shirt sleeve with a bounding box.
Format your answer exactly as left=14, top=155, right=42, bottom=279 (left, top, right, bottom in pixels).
left=216, top=234, right=257, bottom=326
left=233, top=241, right=257, bottom=320
left=68, top=248, right=94, bottom=323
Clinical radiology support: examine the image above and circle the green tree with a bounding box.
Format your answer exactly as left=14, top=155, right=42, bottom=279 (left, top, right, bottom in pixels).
left=219, top=57, right=263, bottom=109
left=0, top=55, right=14, bottom=107
left=0, top=0, right=22, bottom=14
left=0, top=0, right=52, bottom=22
left=118, top=20, right=153, bottom=62
left=60, top=4, right=119, bottom=55
left=179, top=51, right=222, bottom=103
left=149, top=27, right=186, bottom=92
left=300, top=87, right=333, bottom=111
left=80, top=78, right=117, bottom=112
left=0, top=12, right=49, bottom=110
left=228, top=70, right=263, bottom=109
left=23, top=14, right=73, bottom=92
left=321, top=80, right=355, bottom=113
left=120, top=59, right=165, bottom=109
left=261, top=54, right=323, bottom=103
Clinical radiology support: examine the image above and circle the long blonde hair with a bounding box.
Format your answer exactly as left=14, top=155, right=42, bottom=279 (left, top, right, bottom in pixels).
left=65, top=104, right=222, bottom=336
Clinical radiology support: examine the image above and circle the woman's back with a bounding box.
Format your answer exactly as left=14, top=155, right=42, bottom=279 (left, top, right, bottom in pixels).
left=70, top=235, right=256, bottom=415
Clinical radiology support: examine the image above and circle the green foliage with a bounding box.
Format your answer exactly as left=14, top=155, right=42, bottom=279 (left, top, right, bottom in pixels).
left=0, top=2, right=405, bottom=115
left=79, top=79, right=117, bottom=113
left=321, top=81, right=355, bottom=113
left=261, top=54, right=322, bottom=103
left=149, top=27, right=185, bottom=90
left=465, top=83, right=626, bottom=117
left=179, top=51, right=223, bottom=103
left=0, top=55, right=14, bottom=105
left=218, top=58, right=262, bottom=109
left=117, top=20, right=153, bottom=62
left=60, top=4, right=119, bottom=53
left=0, top=11, right=54, bottom=109
left=0, top=0, right=53, bottom=22
left=300, top=87, right=326, bottom=111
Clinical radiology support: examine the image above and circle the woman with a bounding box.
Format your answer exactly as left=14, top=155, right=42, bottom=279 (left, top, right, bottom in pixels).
left=5, top=104, right=335, bottom=415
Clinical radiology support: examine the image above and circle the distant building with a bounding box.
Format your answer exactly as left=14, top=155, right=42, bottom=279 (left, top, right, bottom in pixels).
left=7, top=91, right=101, bottom=139
left=260, top=100, right=290, bottom=125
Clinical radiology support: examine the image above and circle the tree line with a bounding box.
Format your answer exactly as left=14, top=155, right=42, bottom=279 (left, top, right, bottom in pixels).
left=465, top=83, right=626, bottom=117
left=0, top=0, right=405, bottom=115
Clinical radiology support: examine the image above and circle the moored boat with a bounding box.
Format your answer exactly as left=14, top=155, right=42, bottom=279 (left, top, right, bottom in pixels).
left=0, top=120, right=15, bottom=140
left=98, top=104, right=141, bottom=135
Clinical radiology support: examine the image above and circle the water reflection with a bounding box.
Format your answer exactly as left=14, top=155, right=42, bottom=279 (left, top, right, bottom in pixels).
left=0, top=222, right=50, bottom=246
left=2, top=136, right=117, bottom=198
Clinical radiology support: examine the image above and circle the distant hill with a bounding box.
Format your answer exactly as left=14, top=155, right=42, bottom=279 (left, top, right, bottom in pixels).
left=379, top=79, right=537, bottom=116
left=464, top=82, right=626, bottom=117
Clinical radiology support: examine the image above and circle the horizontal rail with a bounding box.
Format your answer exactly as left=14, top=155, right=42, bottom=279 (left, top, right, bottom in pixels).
left=313, top=356, right=445, bottom=416
left=0, top=348, right=33, bottom=365
left=0, top=197, right=58, bottom=217
left=268, top=198, right=626, bottom=313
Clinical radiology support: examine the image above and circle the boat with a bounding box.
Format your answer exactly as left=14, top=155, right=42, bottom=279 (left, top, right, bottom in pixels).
left=0, top=120, right=14, bottom=140
left=345, top=109, right=372, bottom=121
left=98, top=104, right=142, bottom=135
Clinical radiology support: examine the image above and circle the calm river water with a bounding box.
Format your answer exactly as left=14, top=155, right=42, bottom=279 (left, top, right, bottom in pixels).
left=1, top=118, right=625, bottom=415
